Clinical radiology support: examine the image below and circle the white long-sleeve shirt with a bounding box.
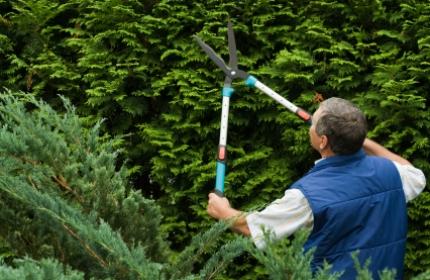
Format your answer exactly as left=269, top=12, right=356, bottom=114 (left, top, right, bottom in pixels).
left=246, top=161, right=426, bottom=248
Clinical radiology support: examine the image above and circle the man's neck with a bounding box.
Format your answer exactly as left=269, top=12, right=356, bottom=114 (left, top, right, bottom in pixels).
left=320, top=148, right=336, bottom=158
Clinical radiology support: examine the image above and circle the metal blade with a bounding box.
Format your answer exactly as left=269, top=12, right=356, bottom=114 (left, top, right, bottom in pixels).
left=193, top=35, right=230, bottom=76
left=224, top=76, right=232, bottom=87
left=227, top=21, right=238, bottom=69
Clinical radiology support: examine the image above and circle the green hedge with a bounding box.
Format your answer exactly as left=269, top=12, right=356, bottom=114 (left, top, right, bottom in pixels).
left=0, top=0, right=429, bottom=276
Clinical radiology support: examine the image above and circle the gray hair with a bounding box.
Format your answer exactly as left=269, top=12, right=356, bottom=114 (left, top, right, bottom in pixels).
left=315, top=97, right=367, bottom=155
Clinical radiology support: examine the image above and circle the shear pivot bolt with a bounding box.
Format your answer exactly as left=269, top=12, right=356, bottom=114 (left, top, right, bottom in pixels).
left=231, top=71, right=236, bottom=76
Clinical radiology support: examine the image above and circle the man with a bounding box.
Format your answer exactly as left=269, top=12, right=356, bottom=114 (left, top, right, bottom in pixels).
left=207, top=97, right=426, bottom=279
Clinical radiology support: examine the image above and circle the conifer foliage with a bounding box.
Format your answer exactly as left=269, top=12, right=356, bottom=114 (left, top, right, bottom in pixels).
left=0, top=0, right=429, bottom=277
left=0, top=92, right=247, bottom=278
left=0, top=92, right=164, bottom=278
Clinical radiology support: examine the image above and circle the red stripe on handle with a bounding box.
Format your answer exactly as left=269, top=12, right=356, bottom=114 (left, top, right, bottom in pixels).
left=218, top=146, right=227, bottom=161
left=296, top=108, right=312, bottom=122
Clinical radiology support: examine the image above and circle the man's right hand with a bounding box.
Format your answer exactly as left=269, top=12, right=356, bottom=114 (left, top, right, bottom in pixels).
left=207, top=193, right=251, bottom=236
left=207, top=192, right=233, bottom=220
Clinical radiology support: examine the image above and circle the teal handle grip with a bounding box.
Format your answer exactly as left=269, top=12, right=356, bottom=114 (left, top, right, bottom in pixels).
left=215, top=161, right=226, bottom=196
left=222, top=86, right=234, bottom=97
left=245, top=75, right=257, bottom=87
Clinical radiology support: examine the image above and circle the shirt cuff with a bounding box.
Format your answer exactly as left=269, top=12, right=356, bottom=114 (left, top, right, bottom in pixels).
left=246, top=211, right=269, bottom=249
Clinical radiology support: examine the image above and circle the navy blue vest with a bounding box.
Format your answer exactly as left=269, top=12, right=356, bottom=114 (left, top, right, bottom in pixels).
left=291, top=149, right=407, bottom=279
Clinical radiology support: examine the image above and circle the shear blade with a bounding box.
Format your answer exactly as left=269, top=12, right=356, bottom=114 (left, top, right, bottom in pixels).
left=193, top=35, right=230, bottom=77
left=227, top=21, right=238, bottom=69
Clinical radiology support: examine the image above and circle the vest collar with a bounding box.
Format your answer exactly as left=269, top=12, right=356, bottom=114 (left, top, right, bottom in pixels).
left=310, top=148, right=366, bottom=173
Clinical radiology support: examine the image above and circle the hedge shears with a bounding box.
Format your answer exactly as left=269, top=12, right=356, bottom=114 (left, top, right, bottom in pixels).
left=194, top=21, right=312, bottom=197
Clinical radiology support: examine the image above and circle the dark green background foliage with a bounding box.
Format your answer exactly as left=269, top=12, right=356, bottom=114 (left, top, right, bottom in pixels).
left=0, top=0, right=429, bottom=277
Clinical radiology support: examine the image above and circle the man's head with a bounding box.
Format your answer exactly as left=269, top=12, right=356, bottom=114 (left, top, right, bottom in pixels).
left=309, top=97, right=367, bottom=156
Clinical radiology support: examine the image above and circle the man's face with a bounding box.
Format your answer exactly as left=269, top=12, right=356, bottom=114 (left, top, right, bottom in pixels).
left=309, top=107, right=323, bottom=151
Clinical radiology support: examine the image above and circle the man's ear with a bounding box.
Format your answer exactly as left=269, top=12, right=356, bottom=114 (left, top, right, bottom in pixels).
left=320, top=135, right=329, bottom=150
